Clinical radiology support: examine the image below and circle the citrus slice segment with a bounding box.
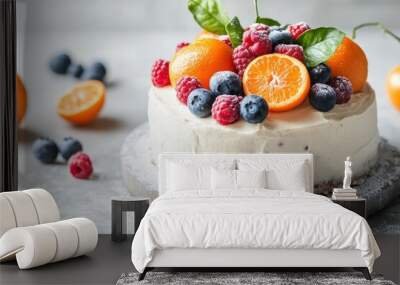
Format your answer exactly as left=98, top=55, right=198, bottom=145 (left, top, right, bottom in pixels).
left=58, top=80, right=106, bottom=125
left=243, top=54, right=310, bottom=112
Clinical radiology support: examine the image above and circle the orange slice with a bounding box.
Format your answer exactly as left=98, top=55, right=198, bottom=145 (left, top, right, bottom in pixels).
left=243, top=54, right=310, bottom=112
left=58, top=80, right=106, bottom=125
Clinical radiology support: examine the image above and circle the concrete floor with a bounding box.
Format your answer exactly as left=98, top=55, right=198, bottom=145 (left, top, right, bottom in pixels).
left=0, top=234, right=399, bottom=285
left=16, top=0, right=400, bottom=234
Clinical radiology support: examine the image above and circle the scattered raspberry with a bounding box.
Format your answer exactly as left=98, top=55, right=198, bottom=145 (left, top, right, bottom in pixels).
left=218, top=35, right=232, bottom=48
left=175, top=76, right=202, bottom=104
left=330, top=76, right=353, bottom=104
left=287, top=22, right=310, bottom=40
left=274, top=44, right=305, bottom=62
left=151, top=59, right=170, bottom=87
left=176, top=41, right=190, bottom=52
left=69, top=152, right=93, bottom=179
left=233, top=45, right=256, bottom=77
left=247, top=23, right=270, bottom=32
left=242, top=29, right=272, bottom=56
left=211, top=95, right=242, bottom=125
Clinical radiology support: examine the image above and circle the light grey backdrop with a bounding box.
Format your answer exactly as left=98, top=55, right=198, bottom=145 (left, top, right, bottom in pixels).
left=17, top=0, right=400, bottom=233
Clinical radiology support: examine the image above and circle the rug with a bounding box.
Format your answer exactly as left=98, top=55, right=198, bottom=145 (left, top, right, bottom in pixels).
left=116, top=271, right=396, bottom=285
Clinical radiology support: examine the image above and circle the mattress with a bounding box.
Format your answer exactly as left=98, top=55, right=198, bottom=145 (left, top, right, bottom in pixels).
left=131, top=190, right=380, bottom=272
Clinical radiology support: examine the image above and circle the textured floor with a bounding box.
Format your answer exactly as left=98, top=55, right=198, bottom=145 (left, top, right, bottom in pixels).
left=1, top=235, right=398, bottom=285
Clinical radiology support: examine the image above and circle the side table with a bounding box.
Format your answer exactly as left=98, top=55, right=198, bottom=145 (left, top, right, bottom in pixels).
left=331, top=197, right=366, bottom=218
left=111, top=197, right=150, bottom=242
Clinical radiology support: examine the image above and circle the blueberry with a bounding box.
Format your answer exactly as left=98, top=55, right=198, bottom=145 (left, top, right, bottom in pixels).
left=81, top=61, right=107, bottom=82
left=309, top=83, right=337, bottom=112
left=309, top=63, right=331, bottom=84
left=210, top=71, right=242, bottom=96
left=68, top=64, right=84, bottom=79
left=81, top=70, right=104, bottom=81
left=90, top=62, right=107, bottom=77
left=33, top=138, right=59, bottom=163
left=59, top=137, right=83, bottom=161
left=268, top=30, right=293, bottom=47
left=187, top=88, right=215, bottom=118
left=49, top=53, right=72, bottom=74
left=240, top=95, right=268, bottom=123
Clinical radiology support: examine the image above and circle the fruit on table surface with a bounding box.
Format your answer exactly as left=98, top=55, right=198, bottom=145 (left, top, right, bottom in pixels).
left=49, top=53, right=72, bottom=74
left=242, top=54, right=310, bottom=112
left=268, top=30, right=293, bottom=48
left=58, top=80, right=106, bottom=125
left=16, top=74, right=27, bottom=125
left=169, top=38, right=234, bottom=89
left=309, top=83, right=337, bottom=112
left=209, top=71, right=242, bottom=96
left=59, top=137, right=83, bottom=161
left=211, top=95, right=242, bottom=125
left=81, top=62, right=107, bottom=82
left=68, top=64, right=84, bottom=79
left=325, top=37, right=368, bottom=93
left=386, top=65, right=400, bottom=110
left=33, top=138, right=59, bottom=164
left=240, top=95, right=268, bottom=124
left=69, top=152, right=93, bottom=179
left=187, top=88, right=215, bottom=118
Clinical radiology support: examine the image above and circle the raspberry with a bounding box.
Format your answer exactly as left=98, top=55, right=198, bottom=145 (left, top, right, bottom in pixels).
left=287, top=22, right=310, bottom=40
left=218, top=35, right=232, bottom=48
left=247, top=23, right=270, bottom=32
left=274, top=44, right=304, bottom=62
left=330, top=76, right=353, bottom=104
left=176, top=41, right=190, bottom=52
left=211, top=95, right=242, bottom=125
left=69, top=152, right=93, bottom=179
left=175, top=76, right=202, bottom=104
left=233, top=45, right=256, bottom=77
left=151, top=59, right=170, bottom=87
left=242, top=29, right=272, bottom=56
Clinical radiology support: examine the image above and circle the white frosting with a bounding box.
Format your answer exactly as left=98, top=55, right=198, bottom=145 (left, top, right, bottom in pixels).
left=148, top=84, right=379, bottom=183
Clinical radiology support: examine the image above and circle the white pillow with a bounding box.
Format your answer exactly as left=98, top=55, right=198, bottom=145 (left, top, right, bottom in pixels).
left=166, top=159, right=235, bottom=192
left=237, top=159, right=309, bottom=192
left=236, top=169, right=267, bottom=189
left=211, top=168, right=267, bottom=191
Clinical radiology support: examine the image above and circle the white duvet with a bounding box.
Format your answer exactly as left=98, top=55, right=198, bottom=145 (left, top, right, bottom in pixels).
left=131, top=190, right=380, bottom=273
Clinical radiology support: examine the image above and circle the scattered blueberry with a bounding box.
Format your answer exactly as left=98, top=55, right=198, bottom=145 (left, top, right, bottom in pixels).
left=68, top=64, right=84, bottom=79
left=32, top=138, right=59, bottom=164
left=187, top=88, right=215, bottom=118
left=209, top=71, right=242, bottom=96
left=309, top=83, right=337, bottom=112
left=268, top=30, right=293, bottom=47
left=240, top=95, right=268, bottom=123
left=59, top=137, right=83, bottom=161
left=49, top=53, right=72, bottom=74
left=81, top=62, right=107, bottom=81
left=309, top=63, right=331, bottom=84
left=330, top=76, right=353, bottom=104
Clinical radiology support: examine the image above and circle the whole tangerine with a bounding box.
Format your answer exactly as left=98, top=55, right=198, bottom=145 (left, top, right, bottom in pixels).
left=326, top=37, right=368, bottom=93
left=169, top=38, right=235, bottom=89
left=386, top=65, right=400, bottom=110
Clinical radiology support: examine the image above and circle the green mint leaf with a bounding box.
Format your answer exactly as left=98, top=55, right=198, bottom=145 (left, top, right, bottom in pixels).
left=225, top=17, right=244, bottom=48
left=297, top=27, right=345, bottom=67
left=188, top=0, right=230, bottom=35
left=256, top=17, right=280, bottom=27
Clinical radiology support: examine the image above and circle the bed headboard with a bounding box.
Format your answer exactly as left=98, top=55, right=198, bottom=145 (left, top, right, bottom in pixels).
left=158, top=153, right=314, bottom=194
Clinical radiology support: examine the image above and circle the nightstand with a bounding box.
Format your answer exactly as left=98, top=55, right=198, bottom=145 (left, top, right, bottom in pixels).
left=331, top=197, right=366, bottom=218
left=111, top=197, right=150, bottom=242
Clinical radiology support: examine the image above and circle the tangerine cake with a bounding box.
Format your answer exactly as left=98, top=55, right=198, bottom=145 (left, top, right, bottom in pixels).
left=147, top=2, right=379, bottom=184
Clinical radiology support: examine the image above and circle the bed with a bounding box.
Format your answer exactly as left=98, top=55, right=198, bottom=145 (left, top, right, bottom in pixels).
left=131, top=153, right=380, bottom=281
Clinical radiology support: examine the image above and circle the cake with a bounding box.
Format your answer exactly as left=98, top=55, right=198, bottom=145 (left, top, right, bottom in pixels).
left=146, top=0, right=379, bottom=184
left=148, top=84, right=378, bottom=183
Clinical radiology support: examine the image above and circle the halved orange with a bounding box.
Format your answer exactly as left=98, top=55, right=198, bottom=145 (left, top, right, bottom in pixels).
left=58, top=80, right=106, bottom=125
left=243, top=54, right=310, bottom=112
